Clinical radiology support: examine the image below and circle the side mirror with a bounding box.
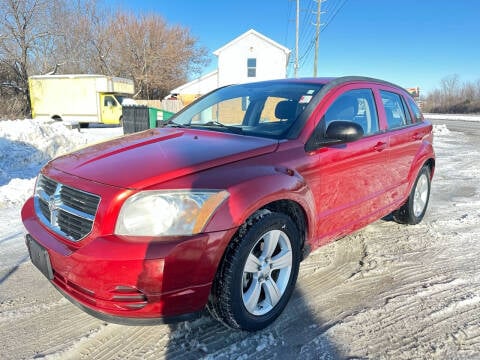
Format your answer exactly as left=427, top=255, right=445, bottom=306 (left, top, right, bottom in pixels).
left=325, top=121, right=364, bottom=142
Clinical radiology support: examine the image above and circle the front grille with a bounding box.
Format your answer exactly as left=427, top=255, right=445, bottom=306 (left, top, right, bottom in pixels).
left=34, top=175, right=101, bottom=241
left=60, top=185, right=99, bottom=216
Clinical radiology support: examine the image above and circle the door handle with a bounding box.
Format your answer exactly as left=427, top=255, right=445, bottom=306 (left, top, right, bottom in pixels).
left=412, top=133, right=423, bottom=141
left=373, top=142, right=387, bottom=152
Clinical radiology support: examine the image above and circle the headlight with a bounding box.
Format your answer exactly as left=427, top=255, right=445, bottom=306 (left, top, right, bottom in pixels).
left=115, top=190, right=229, bottom=236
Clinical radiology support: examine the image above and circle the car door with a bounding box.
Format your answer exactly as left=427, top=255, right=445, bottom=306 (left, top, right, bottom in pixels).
left=303, top=86, right=390, bottom=243
left=377, top=87, right=425, bottom=204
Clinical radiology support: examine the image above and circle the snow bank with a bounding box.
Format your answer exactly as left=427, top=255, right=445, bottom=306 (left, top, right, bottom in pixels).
left=425, top=113, right=480, bottom=122
left=0, top=119, right=119, bottom=208
left=433, top=124, right=450, bottom=135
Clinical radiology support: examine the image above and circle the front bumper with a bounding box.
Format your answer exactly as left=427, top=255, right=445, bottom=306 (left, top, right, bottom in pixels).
left=22, top=197, right=237, bottom=323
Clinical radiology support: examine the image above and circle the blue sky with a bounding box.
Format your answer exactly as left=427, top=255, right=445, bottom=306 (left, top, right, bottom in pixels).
left=109, top=0, right=480, bottom=96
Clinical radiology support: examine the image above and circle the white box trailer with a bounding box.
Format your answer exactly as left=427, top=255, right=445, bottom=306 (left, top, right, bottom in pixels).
left=29, top=74, right=135, bottom=125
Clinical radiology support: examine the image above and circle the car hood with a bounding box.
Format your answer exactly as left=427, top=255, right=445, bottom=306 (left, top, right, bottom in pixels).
left=51, top=127, right=278, bottom=189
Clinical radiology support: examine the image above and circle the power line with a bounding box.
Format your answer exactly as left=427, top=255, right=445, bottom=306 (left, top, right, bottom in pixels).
left=322, top=0, right=348, bottom=32
left=287, top=0, right=349, bottom=76
left=284, top=0, right=294, bottom=48
left=298, top=0, right=315, bottom=54
left=294, top=0, right=299, bottom=77
left=313, top=0, right=322, bottom=77
left=295, top=0, right=349, bottom=74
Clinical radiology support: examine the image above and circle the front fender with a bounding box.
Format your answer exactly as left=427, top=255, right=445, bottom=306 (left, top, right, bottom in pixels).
left=204, top=166, right=315, bottom=236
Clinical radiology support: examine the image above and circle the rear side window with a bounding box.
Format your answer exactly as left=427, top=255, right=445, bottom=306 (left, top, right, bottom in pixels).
left=407, top=97, right=424, bottom=122
left=380, top=90, right=411, bottom=129
left=324, top=89, right=379, bottom=135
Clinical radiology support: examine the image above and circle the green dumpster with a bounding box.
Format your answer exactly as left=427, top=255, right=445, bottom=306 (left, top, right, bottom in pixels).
left=148, top=107, right=158, bottom=129
left=148, top=107, right=175, bottom=128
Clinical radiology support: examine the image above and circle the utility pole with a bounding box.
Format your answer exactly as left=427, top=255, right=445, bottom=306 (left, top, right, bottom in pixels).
left=313, top=0, right=322, bottom=77
left=294, top=0, right=299, bottom=78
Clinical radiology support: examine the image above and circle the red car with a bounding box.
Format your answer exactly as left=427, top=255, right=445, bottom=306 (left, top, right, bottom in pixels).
left=22, top=77, right=435, bottom=331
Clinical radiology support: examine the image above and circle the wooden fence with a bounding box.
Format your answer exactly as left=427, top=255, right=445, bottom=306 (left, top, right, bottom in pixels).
left=135, top=99, right=183, bottom=113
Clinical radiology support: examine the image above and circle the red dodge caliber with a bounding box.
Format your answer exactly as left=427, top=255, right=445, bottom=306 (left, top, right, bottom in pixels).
left=22, top=77, right=435, bottom=331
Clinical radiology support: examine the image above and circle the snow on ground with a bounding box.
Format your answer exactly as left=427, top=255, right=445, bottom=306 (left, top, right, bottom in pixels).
left=0, top=119, right=123, bottom=208
left=425, top=113, right=480, bottom=122
left=0, top=118, right=479, bottom=359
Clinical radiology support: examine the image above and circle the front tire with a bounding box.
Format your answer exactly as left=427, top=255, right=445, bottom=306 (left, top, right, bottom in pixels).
left=208, top=212, right=301, bottom=331
left=393, top=166, right=431, bottom=224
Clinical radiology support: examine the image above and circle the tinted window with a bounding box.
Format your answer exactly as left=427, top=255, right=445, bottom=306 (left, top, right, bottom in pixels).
left=407, top=97, right=423, bottom=122
left=324, top=89, right=379, bottom=135
left=380, top=90, right=411, bottom=129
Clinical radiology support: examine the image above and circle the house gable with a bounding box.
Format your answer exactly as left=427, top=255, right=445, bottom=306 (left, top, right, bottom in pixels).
left=169, top=29, right=290, bottom=99
left=215, top=29, right=291, bottom=87
left=213, top=29, right=290, bottom=57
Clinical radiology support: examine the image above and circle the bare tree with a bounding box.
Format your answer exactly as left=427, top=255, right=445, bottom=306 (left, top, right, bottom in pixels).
left=51, top=8, right=209, bottom=99
left=440, top=74, right=460, bottom=107
left=47, top=0, right=111, bottom=74
left=0, top=1, right=210, bottom=118
left=0, top=0, right=58, bottom=116
left=105, top=12, right=209, bottom=99
left=424, top=74, right=480, bottom=114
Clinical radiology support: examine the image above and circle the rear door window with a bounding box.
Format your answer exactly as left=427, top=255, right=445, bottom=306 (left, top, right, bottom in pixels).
left=407, top=97, right=424, bottom=122
left=380, top=90, right=411, bottom=129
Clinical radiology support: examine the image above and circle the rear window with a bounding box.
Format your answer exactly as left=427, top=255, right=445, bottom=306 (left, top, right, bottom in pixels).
left=407, top=97, right=424, bottom=122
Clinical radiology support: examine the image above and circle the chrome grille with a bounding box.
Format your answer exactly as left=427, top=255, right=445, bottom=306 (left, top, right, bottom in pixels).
left=34, top=175, right=100, bottom=241
left=60, top=185, right=99, bottom=216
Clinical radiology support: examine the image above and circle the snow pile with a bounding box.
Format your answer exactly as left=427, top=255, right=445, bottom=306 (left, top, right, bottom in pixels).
left=433, top=124, right=450, bottom=135
left=0, top=119, right=119, bottom=208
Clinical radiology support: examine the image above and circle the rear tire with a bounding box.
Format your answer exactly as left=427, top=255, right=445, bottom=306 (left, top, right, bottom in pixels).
left=393, top=166, right=431, bottom=225
left=208, top=212, right=301, bottom=331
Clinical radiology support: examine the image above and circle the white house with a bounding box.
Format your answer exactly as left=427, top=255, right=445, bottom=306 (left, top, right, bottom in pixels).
left=170, top=29, right=291, bottom=103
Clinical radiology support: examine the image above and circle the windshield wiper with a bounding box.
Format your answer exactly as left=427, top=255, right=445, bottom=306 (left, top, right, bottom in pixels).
left=192, top=121, right=244, bottom=134
left=164, top=121, right=189, bottom=128
left=201, top=121, right=226, bottom=127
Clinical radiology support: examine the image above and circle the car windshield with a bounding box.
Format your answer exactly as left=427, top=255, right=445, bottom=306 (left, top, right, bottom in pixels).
left=169, top=82, right=324, bottom=139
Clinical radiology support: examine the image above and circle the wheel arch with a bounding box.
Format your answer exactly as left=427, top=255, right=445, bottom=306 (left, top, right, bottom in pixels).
left=407, top=138, right=435, bottom=194
left=207, top=207, right=304, bottom=330
left=424, top=157, right=435, bottom=179
left=209, top=197, right=310, bottom=285
left=258, top=199, right=310, bottom=259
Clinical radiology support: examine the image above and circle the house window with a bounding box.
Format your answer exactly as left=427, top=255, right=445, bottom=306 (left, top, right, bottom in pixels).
left=247, top=58, right=256, bottom=77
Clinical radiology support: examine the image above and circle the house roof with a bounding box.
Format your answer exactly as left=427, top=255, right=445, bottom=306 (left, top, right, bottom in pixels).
left=170, top=70, right=218, bottom=94
left=213, top=29, right=291, bottom=56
